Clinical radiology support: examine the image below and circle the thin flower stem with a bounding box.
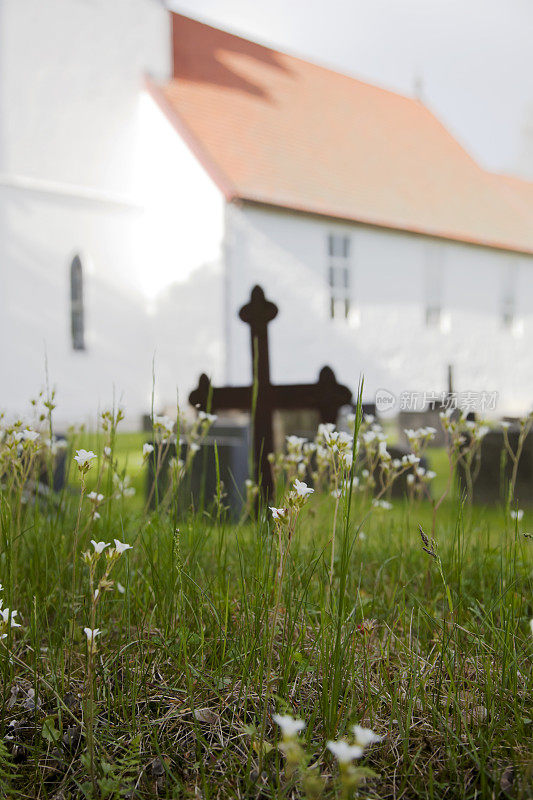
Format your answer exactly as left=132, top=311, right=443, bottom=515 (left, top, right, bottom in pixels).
left=258, top=507, right=299, bottom=775
left=71, top=478, right=85, bottom=601
left=329, top=478, right=340, bottom=586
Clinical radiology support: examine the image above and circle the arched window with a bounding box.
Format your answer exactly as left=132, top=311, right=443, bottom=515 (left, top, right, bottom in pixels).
left=70, top=255, right=85, bottom=350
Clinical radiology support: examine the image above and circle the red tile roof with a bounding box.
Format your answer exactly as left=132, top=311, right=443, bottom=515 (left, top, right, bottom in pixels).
left=148, top=12, right=533, bottom=255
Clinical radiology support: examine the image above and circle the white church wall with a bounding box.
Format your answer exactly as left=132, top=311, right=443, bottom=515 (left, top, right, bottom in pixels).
left=0, top=1, right=226, bottom=425
left=0, top=0, right=173, bottom=426
left=138, top=92, right=227, bottom=411
left=0, top=0, right=170, bottom=193
left=0, top=88, right=227, bottom=426
left=0, top=184, right=156, bottom=427
left=225, top=202, right=533, bottom=416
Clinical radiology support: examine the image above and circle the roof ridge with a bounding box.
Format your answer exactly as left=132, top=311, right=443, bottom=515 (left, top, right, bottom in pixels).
left=169, top=10, right=423, bottom=108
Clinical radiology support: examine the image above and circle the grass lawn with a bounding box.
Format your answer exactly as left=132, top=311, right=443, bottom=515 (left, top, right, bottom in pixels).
left=0, top=425, right=531, bottom=799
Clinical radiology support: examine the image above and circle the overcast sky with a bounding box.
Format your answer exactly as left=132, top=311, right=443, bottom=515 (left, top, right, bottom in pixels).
left=170, top=0, right=533, bottom=177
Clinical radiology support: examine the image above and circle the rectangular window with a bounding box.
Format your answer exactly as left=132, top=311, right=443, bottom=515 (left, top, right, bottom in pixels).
left=501, top=295, right=514, bottom=329
left=424, top=242, right=443, bottom=328
left=70, top=255, right=86, bottom=351
left=425, top=305, right=441, bottom=327
left=327, top=234, right=351, bottom=320
left=501, top=261, right=517, bottom=329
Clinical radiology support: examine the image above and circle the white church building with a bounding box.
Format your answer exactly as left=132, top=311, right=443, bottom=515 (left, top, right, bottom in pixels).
left=1, top=0, right=533, bottom=426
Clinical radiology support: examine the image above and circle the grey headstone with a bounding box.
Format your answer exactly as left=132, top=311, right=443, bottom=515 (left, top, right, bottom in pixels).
left=398, top=410, right=446, bottom=447
left=146, top=420, right=250, bottom=517
left=457, top=426, right=533, bottom=505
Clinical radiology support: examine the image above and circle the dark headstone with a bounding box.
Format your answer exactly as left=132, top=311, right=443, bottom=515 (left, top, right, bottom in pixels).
left=372, top=445, right=430, bottom=498
left=146, top=420, right=250, bottom=517
left=457, top=427, right=533, bottom=505
left=38, top=436, right=68, bottom=493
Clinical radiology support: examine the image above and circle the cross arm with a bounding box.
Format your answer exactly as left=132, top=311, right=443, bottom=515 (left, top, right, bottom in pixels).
left=189, top=373, right=252, bottom=412
left=271, top=367, right=352, bottom=422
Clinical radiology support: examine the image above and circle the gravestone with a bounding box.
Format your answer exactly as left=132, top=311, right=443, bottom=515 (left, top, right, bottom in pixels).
left=398, top=410, right=446, bottom=448
left=273, top=409, right=320, bottom=452
left=398, top=364, right=456, bottom=448
left=189, top=285, right=353, bottom=498
left=457, top=426, right=533, bottom=505
left=32, top=435, right=68, bottom=494
left=146, top=420, right=250, bottom=517
left=363, top=444, right=430, bottom=499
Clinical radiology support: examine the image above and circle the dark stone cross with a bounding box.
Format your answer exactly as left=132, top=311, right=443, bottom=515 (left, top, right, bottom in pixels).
left=189, top=285, right=352, bottom=497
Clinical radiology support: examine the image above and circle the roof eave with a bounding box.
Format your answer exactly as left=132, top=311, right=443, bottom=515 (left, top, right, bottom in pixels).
left=232, top=196, right=533, bottom=257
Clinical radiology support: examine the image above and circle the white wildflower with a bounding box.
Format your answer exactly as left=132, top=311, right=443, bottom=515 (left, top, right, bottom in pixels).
left=22, top=429, right=40, bottom=442
left=143, top=443, right=154, bottom=457
left=341, top=452, right=354, bottom=469
left=293, top=479, right=314, bottom=498
left=379, top=441, right=390, bottom=460
left=87, top=492, right=104, bottom=503
left=74, top=449, right=97, bottom=469
left=84, top=627, right=101, bottom=644
left=91, top=540, right=110, bottom=554
left=344, top=476, right=359, bottom=491
left=285, top=436, right=307, bottom=448
left=113, top=539, right=132, bottom=555
left=326, top=739, right=364, bottom=763
left=273, top=714, right=305, bottom=739
left=0, top=608, right=21, bottom=628
left=154, top=415, right=175, bottom=434
left=198, top=411, right=217, bottom=423
left=372, top=499, right=392, bottom=510
left=352, top=725, right=382, bottom=747
left=113, top=474, right=135, bottom=498
left=511, top=509, right=524, bottom=521
left=270, top=507, right=287, bottom=521
left=337, top=431, right=353, bottom=448
left=323, top=429, right=339, bottom=447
